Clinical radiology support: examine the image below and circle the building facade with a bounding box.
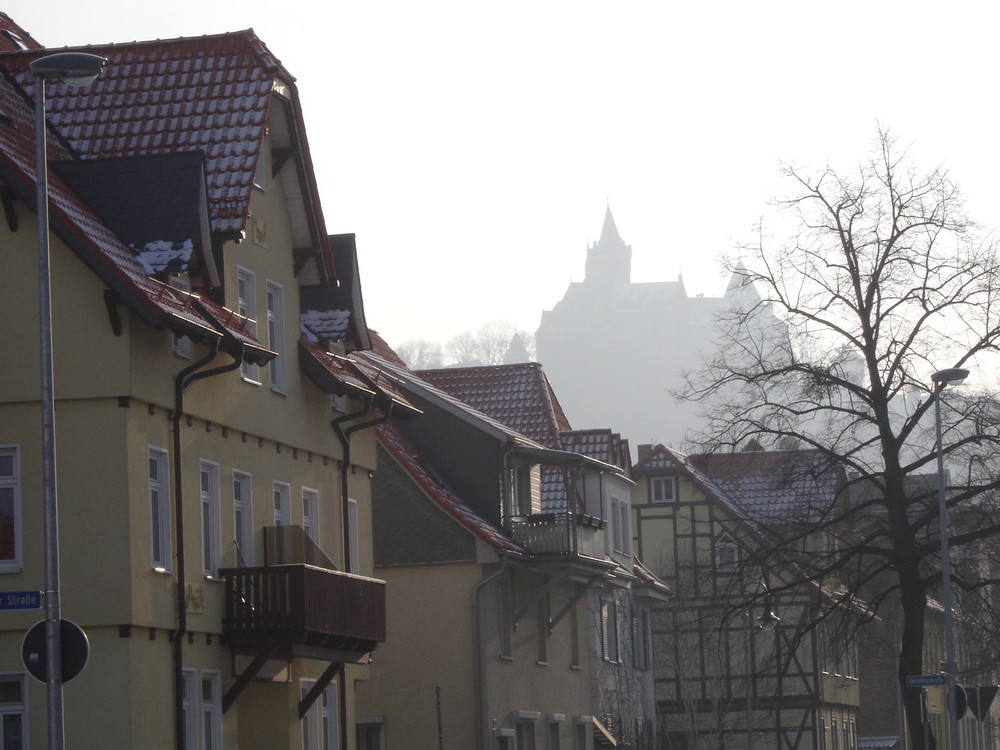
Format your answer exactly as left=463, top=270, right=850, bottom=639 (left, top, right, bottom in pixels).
left=0, top=26, right=405, bottom=749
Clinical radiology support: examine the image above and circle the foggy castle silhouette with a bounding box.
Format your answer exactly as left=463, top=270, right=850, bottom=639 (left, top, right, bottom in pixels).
left=534, top=205, right=760, bottom=452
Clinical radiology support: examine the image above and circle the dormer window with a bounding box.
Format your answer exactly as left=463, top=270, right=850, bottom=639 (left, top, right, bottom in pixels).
left=649, top=476, right=676, bottom=503
left=715, top=534, right=741, bottom=572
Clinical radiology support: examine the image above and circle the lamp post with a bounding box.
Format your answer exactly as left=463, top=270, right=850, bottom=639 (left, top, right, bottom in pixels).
left=931, top=366, right=969, bottom=750
left=31, top=51, right=105, bottom=750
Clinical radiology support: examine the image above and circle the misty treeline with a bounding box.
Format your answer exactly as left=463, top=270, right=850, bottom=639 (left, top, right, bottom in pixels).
left=394, top=320, right=535, bottom=370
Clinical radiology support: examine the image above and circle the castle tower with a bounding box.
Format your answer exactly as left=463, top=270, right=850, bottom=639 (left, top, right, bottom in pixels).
left=584, top=204, right=631, bottom=286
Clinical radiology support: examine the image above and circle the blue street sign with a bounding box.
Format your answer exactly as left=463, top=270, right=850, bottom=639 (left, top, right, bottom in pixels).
left=0, top=591, right=41, bottom=611
left=907, top=674, right=947, bottom=687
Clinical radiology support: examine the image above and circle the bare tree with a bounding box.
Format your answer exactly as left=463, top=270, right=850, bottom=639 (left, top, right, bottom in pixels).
left=445, top=321, right=534, bottom=366
left=686, top=129, right=1000, bottom=750
left=395, top=339, right=445, bottom=370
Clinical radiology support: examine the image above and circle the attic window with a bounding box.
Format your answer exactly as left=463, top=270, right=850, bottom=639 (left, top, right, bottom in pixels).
left=715, top=534, right=741, bottom=572
left=649, top=476, right=676, bottom=503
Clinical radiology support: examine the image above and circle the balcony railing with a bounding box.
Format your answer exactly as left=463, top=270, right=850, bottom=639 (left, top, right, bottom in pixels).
left=510, top=513, right=604, bottom=559
left=220, top=564, right=386, bottom=660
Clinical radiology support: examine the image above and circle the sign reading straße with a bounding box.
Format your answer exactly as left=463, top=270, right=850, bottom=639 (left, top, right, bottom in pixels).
left=906, top=674, right=947, bottom=687
left=0, top=591, right=41, bottom=611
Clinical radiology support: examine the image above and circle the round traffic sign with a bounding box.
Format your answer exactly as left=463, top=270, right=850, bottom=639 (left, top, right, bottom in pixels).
left=21, top=619, right=89, bottom=683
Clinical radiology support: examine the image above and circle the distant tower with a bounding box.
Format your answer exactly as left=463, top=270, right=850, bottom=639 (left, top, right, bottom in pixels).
left=584, top=204, right=631, bottom=286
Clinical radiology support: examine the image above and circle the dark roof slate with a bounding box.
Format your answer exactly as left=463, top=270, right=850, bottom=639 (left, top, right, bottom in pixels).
left=377, top=422, right=527, bottom=556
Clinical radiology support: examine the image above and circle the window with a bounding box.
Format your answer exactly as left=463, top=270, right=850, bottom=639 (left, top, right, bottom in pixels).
left=170, top=276, right=192, bottom=358
left=356, top=721, right=384, bottom=750
left=273, top=482, right=290, bottom=526
left=509, top=465, right=532, bottom=517
left=201, top=672, right=221, bottom=750
left=266, top=281, right=286, bottom=393
left=716, top=534, right=740, bottom=572
left=516, top=720, right=537, bottom=750
left=574, top=721, right=588, bottom=750
left=148, top=447, right=171, bottom=570
left=0, top=675, right=26, bottom=750
left=347, top=498, right=360, bottom=574
left=233, top=472, right=253, bottom=567
left=237, top=267, right=259, bottom=383
left=601, top=599, right=620, bottom=663
left=183, top=668, right=221, bottom=750
left=649, top=476, right=676, bottom=503
left=610, top=497, right=630, bottom=555
left=548, top=720, right=562, bottom=750
left=200, top=462, right=220, bottom=577
left=302, top=488, right=318, bottom=543
left=633, top=608, right=652, bottom=670
left=0, top=447, right=19, bottom=572
left=301, top=679, right=338, bottom=750
left=181, top=669, right=198, bottom=750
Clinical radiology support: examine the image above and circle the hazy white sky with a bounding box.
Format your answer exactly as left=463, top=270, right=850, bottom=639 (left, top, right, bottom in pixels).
left=15, top=2, right=1000, bottom=350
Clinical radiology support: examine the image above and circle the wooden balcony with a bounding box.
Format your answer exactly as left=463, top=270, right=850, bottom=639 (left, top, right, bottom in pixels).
left=220, top=564, right=386, bottom=662
left=510, top=513, right=604, bottom=559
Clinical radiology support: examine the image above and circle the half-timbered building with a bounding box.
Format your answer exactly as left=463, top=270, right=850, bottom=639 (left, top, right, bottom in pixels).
left=632, top=444, right=859, bottom=750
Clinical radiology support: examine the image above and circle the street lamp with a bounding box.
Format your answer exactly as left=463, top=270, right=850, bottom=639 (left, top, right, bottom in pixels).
left=31, top=51, right=105, bottom=750
left=931, top=366, right=969, bottom=750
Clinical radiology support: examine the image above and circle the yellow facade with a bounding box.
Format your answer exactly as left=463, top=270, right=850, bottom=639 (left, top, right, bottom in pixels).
left=0, top=137, right=378, bottom=749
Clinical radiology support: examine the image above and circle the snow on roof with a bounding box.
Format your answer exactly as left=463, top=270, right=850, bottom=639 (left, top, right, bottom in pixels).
left=0, top=31, right=286, bottom=236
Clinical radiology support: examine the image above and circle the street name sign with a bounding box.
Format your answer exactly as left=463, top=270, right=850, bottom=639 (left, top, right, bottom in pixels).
left=0, top=591, right=41, bottom=611
left=907, top=674, right=946, bottom=687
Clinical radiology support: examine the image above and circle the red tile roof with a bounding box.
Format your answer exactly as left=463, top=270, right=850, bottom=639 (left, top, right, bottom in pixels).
left=0, top=31, right=314, bottom=241
left=560, top=428, right=631, bottom=474
left=377, top=422, right=528, bottom=556
left=0, top=13, right=41, bottom=51
left=417, top=363, right=572, bottom=449
left=0, top=73, right=228, bottom=341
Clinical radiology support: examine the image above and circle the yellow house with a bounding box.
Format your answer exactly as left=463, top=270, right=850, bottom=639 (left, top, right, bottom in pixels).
left=0, top=27, right=413, bottom=749
left=355, top=354, right=668, bottom=750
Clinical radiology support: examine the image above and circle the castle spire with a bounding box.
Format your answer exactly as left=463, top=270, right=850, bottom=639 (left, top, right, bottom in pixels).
left=599, top=203, right=623, bottom=246
left=584, top=203, right=631, bottom=285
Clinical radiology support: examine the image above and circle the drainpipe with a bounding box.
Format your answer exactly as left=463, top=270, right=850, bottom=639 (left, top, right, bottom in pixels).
left=172, top=341, right=244, bottom=750
left=472, top=554, right=512, bottom=750
left=331, top=394, right=392, bottom=750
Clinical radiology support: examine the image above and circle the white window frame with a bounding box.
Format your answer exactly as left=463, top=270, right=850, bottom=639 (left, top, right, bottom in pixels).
left=201, top=670, right=222, bottom=750
left=266, top=280, right=286, bottom=393
left=181, top=668, right=198, bottom=750
left=0, top=446, right=22, bottom=573
left=233, top=471, right=253, bottom=567
left=200, top=461, right=221, bottom=578
left=237, top=267, right=259, bottom=383
left=716, top=534, right=741, bottom=572
left=649, top=476, right=676, bottom=503
left=148, top=446, right=172, bottom=571
left=170, top=275, right=193, bottom=358
left=273, top=482, right=291, bottom=527
left=301, top=679, right=338, bottom=750
left=0, top=673, right=26, bottom=750
left=302, top=488, right=318, bottom=543
left=347, top=498, right=360, bottom=574
left=617, top=498, right=631, bottom=556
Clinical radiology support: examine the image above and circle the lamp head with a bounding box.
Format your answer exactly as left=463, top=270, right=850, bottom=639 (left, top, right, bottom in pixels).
left=932, top=368, right=970, bottom=388
left=31, top=52, right=106, bottom=87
